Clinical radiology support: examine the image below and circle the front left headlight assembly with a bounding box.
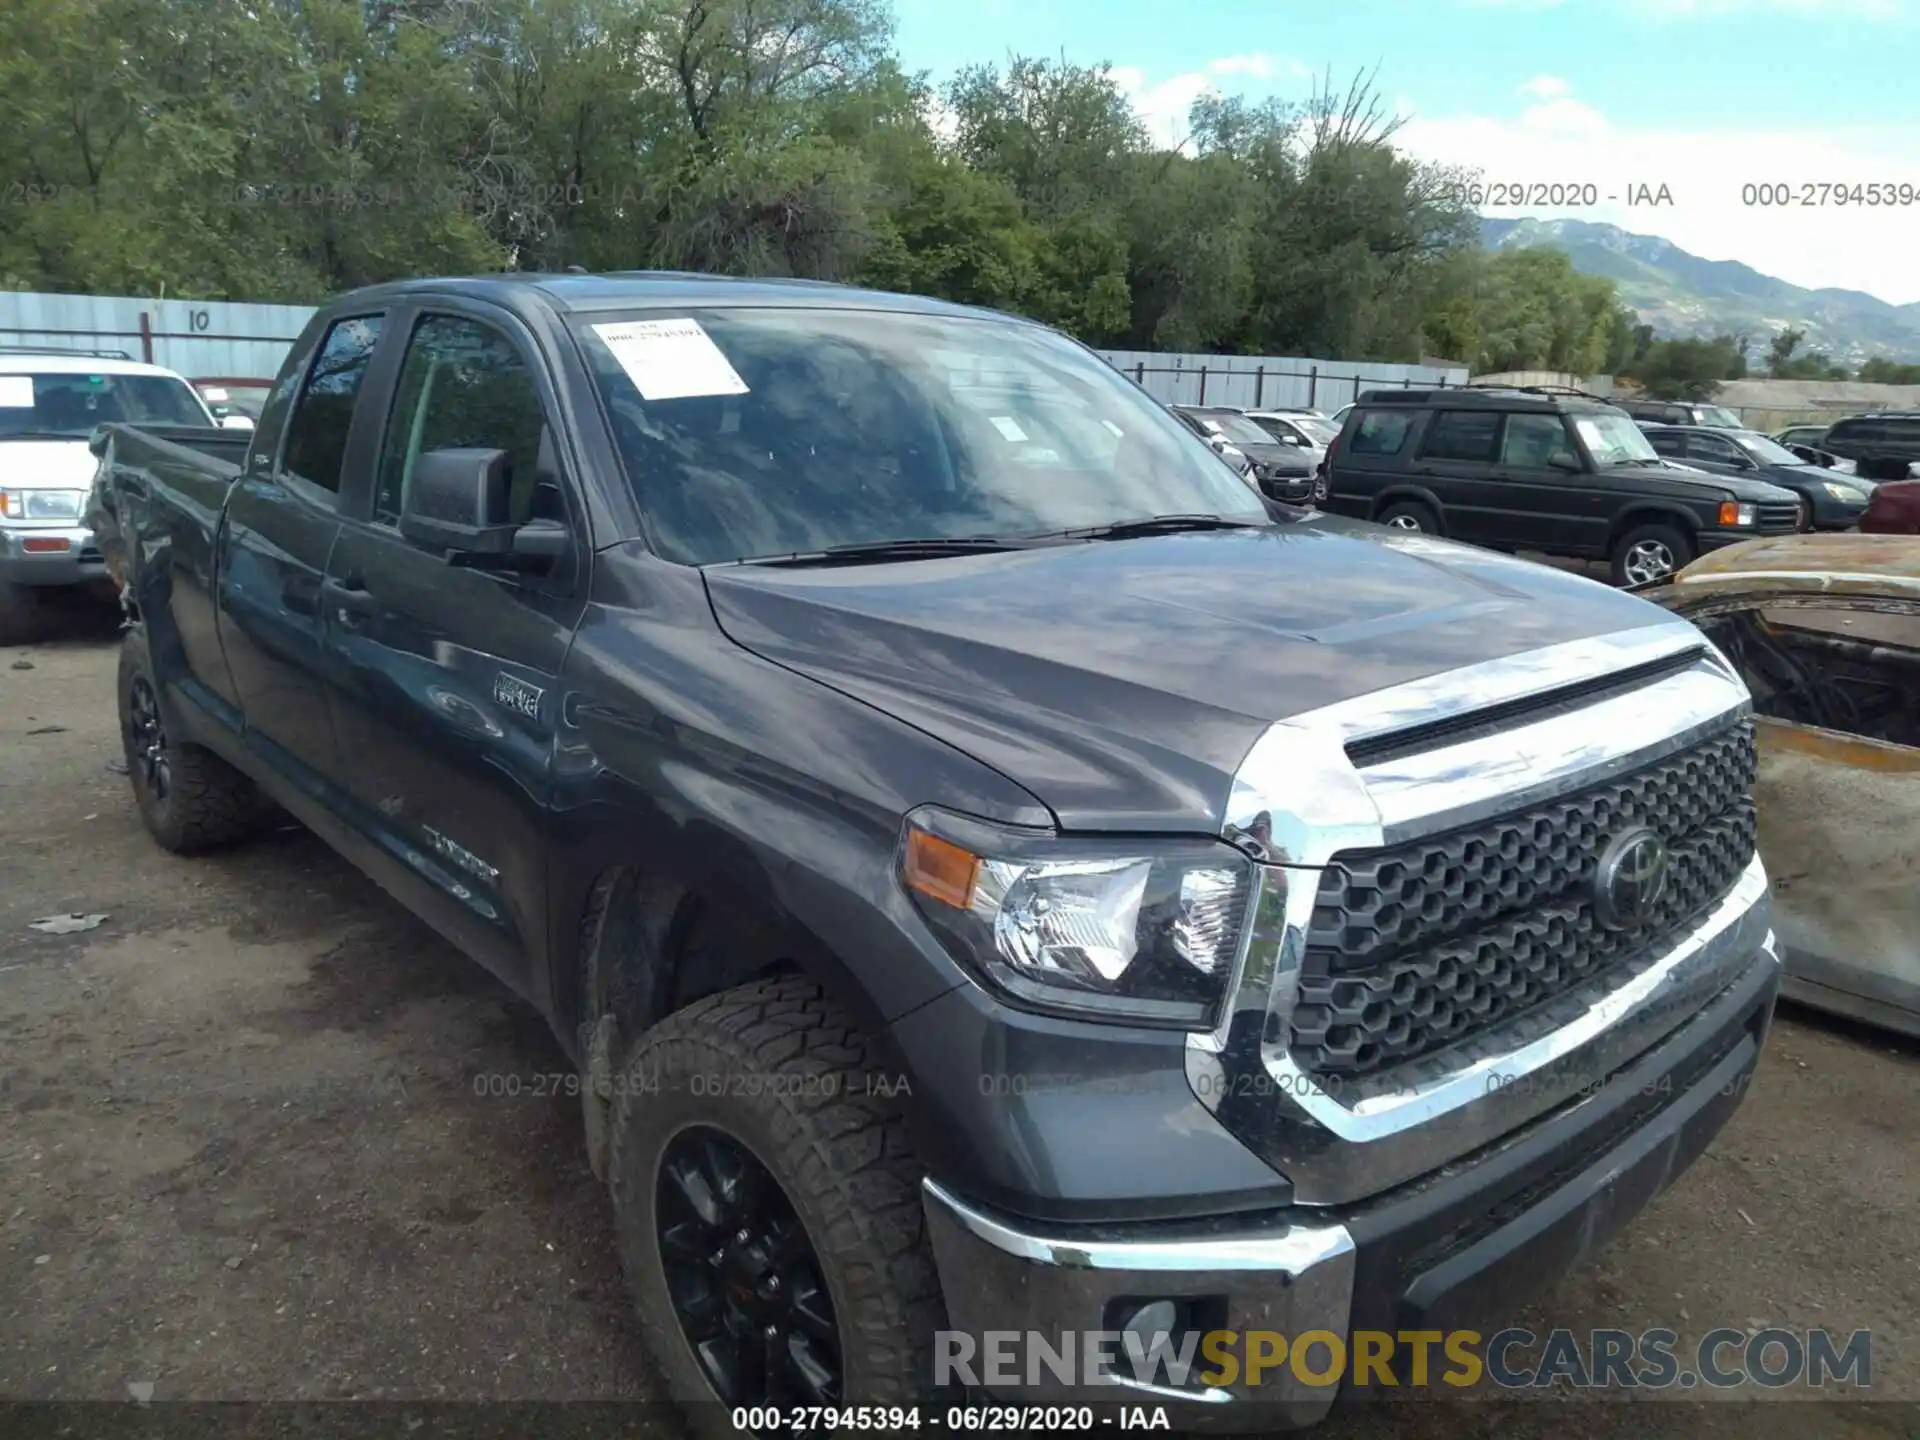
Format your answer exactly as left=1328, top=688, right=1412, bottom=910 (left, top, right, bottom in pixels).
left=0, top=488, right=86, bottom=521
left=899, top=808, right=1253, bottom=1028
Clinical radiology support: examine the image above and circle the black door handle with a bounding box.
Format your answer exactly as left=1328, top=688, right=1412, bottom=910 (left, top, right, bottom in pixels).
left=322, top=575, right=376, bottom=616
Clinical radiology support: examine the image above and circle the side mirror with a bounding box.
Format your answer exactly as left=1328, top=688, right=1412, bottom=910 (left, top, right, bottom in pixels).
left=400, top=447, right=564, bottom=571
left=1548, top=452, right=1582, bottom=473
left=88, top=425, right=110, bottom=458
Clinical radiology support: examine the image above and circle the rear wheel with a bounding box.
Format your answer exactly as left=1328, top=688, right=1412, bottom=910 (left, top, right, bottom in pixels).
left=118, top=629, right=271, bottom=852
left=0, top=579, right=42, bottom=647
left=609, top=976, right=943, bottom=1434
left=1377, top=500, right=1439, bottom=533
left=1611, top=522, right=1693, bottom=587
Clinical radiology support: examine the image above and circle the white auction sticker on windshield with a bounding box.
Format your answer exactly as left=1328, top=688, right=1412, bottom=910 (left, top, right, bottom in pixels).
left=989, top=415, right=1029, bottom=442
left=591, top=319, right=749, bottom=402
left=0, top=376, right=34, bottom=407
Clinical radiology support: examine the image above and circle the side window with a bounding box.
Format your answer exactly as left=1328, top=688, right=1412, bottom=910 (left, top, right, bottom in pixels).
left=1420, top=409, right=1501, bottom=463
left=1646, top=430, right=1686, bottom=457
left=1500, top=413, right=1576, bottom=467
left=280, top=316, right=383, bottom=494
left=1690, top=434, right=1741, bottom=464
left=1347, top=409, right=1414, bottom=456
left=374, top=315, right=551, bottom=528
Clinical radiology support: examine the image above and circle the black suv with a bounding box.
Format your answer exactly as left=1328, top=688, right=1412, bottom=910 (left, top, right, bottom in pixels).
left=1611, top=397, right=1745, bottom=428
left=1818, top=410, right=1920, bottom=481
left=1323, top=388, right=1804, bottom=584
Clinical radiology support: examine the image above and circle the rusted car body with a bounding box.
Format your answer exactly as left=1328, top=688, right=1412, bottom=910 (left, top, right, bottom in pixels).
left=1653, top=533, right=1920, bottom=1038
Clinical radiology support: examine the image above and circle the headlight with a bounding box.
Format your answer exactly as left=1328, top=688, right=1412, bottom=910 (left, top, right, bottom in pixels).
left=1823, top=481, right=1862, bottom=500
left=1716, top=501, right=1756, bottom=527
left=0, top=488, right=86, bottom=521
left=900, top=809, right=1252, bottom=1028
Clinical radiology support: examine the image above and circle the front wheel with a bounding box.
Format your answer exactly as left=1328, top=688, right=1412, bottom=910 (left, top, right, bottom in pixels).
left=609, top=977, right=944, bottom=1433
left=1611, top=522, right=1694, bottom=587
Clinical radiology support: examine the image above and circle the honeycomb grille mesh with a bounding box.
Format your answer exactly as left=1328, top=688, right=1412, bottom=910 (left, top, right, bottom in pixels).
left=1290, top=721, right=1757, bottom=1080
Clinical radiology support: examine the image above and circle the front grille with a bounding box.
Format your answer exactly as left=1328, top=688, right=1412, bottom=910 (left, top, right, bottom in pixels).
left=1289, top=720, right=1757, bottom=1080
left=1755, top=501, right=1801, bottom=533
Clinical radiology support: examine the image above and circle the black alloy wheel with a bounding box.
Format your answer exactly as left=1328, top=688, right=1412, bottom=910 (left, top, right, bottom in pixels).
left=655, top=1124, right=843, bottom=1409
left=126, top=673, right=173, bottom=805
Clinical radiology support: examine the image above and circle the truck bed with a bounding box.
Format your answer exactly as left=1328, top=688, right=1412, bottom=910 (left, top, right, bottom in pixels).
left=86, top=423, right=248, bottom=593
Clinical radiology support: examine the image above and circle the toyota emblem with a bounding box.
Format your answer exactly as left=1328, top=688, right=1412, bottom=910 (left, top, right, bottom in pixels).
left=1595, top=829, right=1669, bottom=930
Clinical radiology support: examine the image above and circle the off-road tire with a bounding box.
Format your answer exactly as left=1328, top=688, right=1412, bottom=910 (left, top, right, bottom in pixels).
left=609, top=976, right=943, bottom=1432
left=1610, top=521, right=1694, bottom=588
left=118, top=628, right=271, bottom=852
left=0, top=579, right=43, bottom=647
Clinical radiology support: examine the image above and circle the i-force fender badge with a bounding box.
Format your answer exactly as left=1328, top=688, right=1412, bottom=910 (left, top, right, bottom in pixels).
left=493, top=672, right=544, bottom=721
left=422, top=826, right=500, bottom=884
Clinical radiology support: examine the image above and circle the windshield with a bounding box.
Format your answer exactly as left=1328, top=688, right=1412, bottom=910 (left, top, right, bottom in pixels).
left=1253, top=414, right=1336, bottom=447
left=573, top=308, right=1267, bottom=564
left=0, top=370, right=209, bottom=438
left=1575, top=412, right=1662, bottom=466
left=1186, top=411, right=1276, bottom=447
left=1732, top=432, right=1806, bottom=466
left=1698, top=406, right=1743, bottom=428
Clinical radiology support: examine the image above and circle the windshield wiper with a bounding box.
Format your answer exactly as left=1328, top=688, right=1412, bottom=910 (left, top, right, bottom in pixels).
left=735, top=536, right=1039, bottom=568
left=1043, top=513, right=1266, bottom=542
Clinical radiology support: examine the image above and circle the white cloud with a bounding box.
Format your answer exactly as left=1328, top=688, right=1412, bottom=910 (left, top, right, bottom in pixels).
left=1111, top=54, right=1308, bottom=149
left=1398, top=97, right=1920, bottom=304
left=1209, top=53, right=1274, bottom=78
left=1470, top=0, right=1901, bottom=10
left=1518, top=74, right=1571, bottom=99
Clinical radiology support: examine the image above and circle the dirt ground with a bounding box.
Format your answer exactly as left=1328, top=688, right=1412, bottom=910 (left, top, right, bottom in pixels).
left=4, top=604, right=1918, bottom=1440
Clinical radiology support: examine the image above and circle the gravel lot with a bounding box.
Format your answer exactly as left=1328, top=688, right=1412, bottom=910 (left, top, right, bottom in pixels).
left=4, top=607, right=1917, bottom=1439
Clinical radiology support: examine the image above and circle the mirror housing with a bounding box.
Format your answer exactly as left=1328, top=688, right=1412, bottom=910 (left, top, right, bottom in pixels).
left=399, top=447, right=565, bottom=571
left=1548, top=452, right=1582, bottom=473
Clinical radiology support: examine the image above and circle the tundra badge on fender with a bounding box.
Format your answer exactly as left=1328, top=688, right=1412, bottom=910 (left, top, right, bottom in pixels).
left=493, top=673, right=544, bottom=720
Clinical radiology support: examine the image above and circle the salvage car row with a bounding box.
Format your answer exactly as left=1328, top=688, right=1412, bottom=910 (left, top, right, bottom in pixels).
left=0, top=279, right=1912, bottom=1426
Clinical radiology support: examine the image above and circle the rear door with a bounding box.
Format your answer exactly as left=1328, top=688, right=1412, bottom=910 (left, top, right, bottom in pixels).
left=1325, top=406, right=1419, bottom=518
left=319, top=302, right=585, bottom=1002
left=1409, top=408, right=1507, bottom=543
left=218, top=313, right=386, bottom=787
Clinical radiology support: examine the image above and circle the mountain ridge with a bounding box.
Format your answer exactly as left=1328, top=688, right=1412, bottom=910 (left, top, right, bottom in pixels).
left=1480, top=216, right=1920, bottom=363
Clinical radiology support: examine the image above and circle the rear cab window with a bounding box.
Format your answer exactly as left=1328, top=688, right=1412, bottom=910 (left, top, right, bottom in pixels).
left=279, top=316, right=384, bottom=498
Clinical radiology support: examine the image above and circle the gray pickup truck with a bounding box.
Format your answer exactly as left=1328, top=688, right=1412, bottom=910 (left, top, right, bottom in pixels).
left=89, top=272, right=1780, bottom=1426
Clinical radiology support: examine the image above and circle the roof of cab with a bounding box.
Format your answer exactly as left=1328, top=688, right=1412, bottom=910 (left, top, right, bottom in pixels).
left=330, top=270, right=1028, bottom=325
left=1670, top=531, right=1920, bottom=598
left=0, top=352, right=192, bottom=379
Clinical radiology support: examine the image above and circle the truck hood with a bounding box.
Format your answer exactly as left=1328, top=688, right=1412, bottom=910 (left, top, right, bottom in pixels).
left=705, top=515, right=1679, bottom=831
left=0, top=438, right=97, bottom=490
left=1620, top=462, right=1801, bottom=503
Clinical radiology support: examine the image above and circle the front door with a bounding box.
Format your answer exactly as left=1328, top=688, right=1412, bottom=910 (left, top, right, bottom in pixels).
left=321, top=308, right=585, bottom=1003
left=1487, top=412, right=1605, bottom=554
left=217, top=313, right=385, bottom=789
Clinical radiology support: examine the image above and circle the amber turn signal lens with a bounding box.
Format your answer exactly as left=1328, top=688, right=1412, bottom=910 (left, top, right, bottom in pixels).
left=1718, top=501, right=1739, bottom=526
left=903, top=827, right=980, bottom=910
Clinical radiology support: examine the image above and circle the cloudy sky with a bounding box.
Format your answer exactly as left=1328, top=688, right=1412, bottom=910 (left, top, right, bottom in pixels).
left=892, top=0, right=1920, bottom=304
